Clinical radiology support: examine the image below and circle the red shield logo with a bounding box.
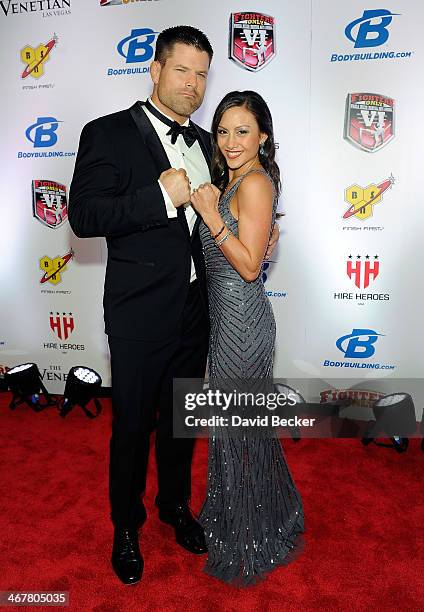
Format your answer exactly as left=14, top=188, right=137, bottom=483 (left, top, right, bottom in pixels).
left=344, top=93, right=395, bottom=152
left=32, top=180, right=68, bottom=228
left=229, top=12, right=276, bottom=72
left=49, top=312, right=74, bottom=341
left=346, top=255, right=380, bottom=289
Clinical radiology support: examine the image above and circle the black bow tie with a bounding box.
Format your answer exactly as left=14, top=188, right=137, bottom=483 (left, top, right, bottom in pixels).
left=144, top=99, right=198, bottom=147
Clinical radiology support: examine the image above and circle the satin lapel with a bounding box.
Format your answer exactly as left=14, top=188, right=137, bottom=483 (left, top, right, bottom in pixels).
left=190, top=122, right=213, bottom=240
left=130, top=101, right=191, bottom=239
left=129, top=101, right=171, bottom=175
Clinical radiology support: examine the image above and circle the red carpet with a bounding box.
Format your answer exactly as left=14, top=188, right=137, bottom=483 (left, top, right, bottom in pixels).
left=0, top=393, right=422, bottom=611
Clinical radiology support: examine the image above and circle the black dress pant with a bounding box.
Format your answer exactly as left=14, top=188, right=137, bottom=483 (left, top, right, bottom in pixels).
left=108, top=281, right=209, bottom=529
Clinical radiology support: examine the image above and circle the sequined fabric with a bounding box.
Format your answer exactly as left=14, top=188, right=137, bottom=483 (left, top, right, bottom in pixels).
left=198, top=170, right=304, bottom=586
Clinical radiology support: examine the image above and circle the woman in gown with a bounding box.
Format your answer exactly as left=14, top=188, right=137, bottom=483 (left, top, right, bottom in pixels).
left=190, top=91, right=304, bottom=586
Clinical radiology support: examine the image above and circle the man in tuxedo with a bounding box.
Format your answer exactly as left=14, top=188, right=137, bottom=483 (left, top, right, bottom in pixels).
left=69, top=25, right=278, bottom=584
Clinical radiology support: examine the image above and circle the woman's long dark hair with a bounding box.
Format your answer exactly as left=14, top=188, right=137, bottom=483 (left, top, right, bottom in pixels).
left=210, top=90, right=281, bottom=198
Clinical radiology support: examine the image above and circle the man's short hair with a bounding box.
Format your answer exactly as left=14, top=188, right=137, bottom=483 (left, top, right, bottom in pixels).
left=154, top=25, right=213, bottom=65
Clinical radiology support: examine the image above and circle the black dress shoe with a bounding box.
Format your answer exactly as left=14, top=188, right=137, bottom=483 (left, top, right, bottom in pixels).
left=157, top=504, right=207, bottom=555
left=111, top=528, right=143, bottom=585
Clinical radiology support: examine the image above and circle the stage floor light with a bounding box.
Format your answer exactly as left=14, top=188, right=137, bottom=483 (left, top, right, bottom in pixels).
left=361, top=393, right=416, bottom=453
left=60, top=366, right=102, bottom=418
left=5, top=363, right=56, bottom=411
left=274, top=383, right=306, bottom=441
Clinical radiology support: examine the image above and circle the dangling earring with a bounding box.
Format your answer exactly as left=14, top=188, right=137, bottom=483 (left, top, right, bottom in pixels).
left=259, top=142, right=265, bottom=156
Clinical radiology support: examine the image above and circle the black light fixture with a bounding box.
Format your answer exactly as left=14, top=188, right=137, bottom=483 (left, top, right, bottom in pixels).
left=5, top=363, right=56, bottom=411
left=273, top=383, right=306, bottom=442
left=60, top=366, right=102, bottom=418
left=361, top=392, right=416, bottom=453
left=0, top=371, right=9, bottom=392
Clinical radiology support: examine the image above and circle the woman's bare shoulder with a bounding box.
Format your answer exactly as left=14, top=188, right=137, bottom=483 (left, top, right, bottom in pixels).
left=238, top=171, right=274, bottom=200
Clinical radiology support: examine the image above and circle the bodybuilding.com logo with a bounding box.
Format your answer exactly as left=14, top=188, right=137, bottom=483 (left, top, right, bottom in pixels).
left=330, top=9, right=412, bottom=62
left=26, top=117, right=61, bottom=147
left=18, top=117, right=75, bottom=159
left=262, top=261, right=287, bottom=299
left=107, top=28, right=158, bottom=76
left=323, top=328, right=396, bottom=370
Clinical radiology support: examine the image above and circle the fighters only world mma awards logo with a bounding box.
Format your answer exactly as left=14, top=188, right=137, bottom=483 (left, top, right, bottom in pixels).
left=344, top=93, right=395, bottom=152
left=32, top=180, right=68, bottom=228
left=229, top=12, right=275, bottom=72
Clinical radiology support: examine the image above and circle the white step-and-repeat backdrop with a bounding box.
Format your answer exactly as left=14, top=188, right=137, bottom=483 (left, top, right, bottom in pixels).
left=1, top=0, right=423, bottom=396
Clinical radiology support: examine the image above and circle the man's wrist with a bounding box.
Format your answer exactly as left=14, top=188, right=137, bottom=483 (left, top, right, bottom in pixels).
left=158, top=180, right=178, bottom=218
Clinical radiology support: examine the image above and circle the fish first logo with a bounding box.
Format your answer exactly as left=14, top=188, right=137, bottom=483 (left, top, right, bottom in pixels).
left=40, top=249, right=74, bottom=286
left=21, top=35, right=57, bottom=79
left=343, top=176, right=394, bottom=221
left=331, top=9, right=412, bottom=62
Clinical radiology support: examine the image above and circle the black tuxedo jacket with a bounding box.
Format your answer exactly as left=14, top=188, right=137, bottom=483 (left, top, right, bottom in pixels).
left=69, top=101, right=212, bottom=342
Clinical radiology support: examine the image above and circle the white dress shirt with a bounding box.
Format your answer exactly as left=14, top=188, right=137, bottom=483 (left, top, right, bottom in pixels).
left=142, top=99, right=211, bottom=282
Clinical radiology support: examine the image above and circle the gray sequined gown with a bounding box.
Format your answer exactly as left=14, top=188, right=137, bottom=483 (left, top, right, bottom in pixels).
left=198, top=170, right=304, bottom=586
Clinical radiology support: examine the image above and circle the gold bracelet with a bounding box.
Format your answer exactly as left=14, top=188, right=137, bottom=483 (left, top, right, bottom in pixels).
left=216, top=229, right=231, bottom=246
left=212, top=224, right=225, bottom=240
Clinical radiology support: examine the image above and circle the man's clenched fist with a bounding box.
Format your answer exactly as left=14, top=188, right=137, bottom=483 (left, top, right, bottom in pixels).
left=159, top=168, right=191, bottom=208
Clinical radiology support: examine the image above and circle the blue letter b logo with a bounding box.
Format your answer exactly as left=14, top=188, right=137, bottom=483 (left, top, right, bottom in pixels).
left=26, top=117, right=59, bottom=148
left=117, top=29, right=157, bottom=64
left=345, top=10, right=398, bottom=49
left=336, top=328, right=382, bottom=359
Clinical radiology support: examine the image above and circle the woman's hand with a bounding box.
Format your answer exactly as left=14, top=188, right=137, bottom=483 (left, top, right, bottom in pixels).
left=190, top=183, right=221, bottom=219
left=265, top=223, right=280, bottom=260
